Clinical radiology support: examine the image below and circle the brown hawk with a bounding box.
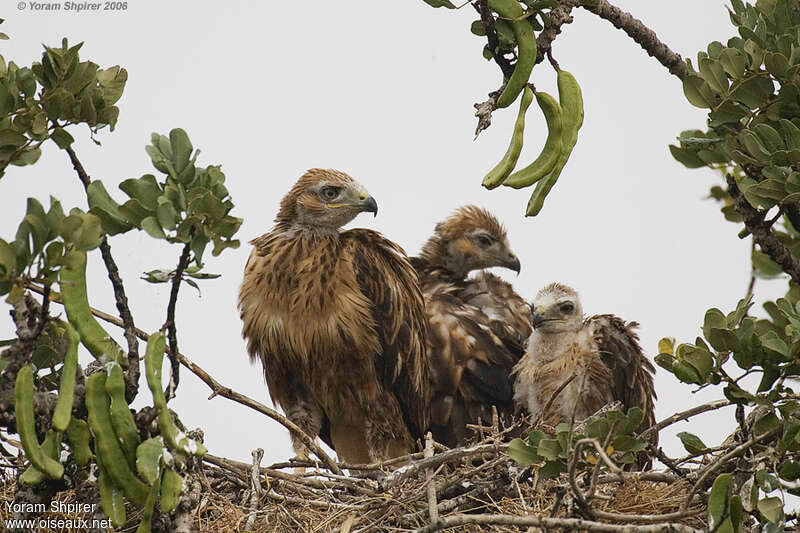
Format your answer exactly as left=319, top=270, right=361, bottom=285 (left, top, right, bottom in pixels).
left=238, top=169, right=429, bottom=464
left=411, top=206, right=531, bottom=447
left=513, top=283, right=657, bottom=463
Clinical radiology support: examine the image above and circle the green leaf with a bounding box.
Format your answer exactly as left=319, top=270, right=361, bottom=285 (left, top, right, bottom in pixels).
left=120, top=174, right=161, bottom=210
left=752, top=250, right=784, bottom=278
left=537, top=439, right=561, bottom=461
left=470, top=20, right=486, bottom=36
left=421, top=0, right=456, bottom=7
left=669, top=144, right=706, bottom=168
left=96, top=66, right=127, bottom=106
left=703, top=308, right=727, bottom=338
left=508, top=438, right=541, bottom=466
left=683, top=74, right=713, bottom=108
left=765, top=52, right=790, bottom=78
left=0, top=238, right=16, bottom=277
left=61, top=212, right=104, bottom=251
left=761, top=331, right=789, bottom=357
left=87, top=181, right=133, bottom=235
left=677, top=431, right=710, bottom=455
left=779, top=460, right=800, bottom=481
left=50, top=127, right=74, bottom=149
left=140, top=217, right=166, bottom=240
left=719, top=48, right=747, bottom=79
left=672, top=360, right=703, bottom=384
left=538, top=460, right=565, bottom=479
left=0, top=129, right=27, bottom=148
left=708, top=473, right=733, bottom=533
left=758, top=496, right=783, bottom=523
left=699, top=57, right=729, bottom=93
left=169, top=128, right=192, bottom=174
left=753, top=412, right=780, bottom=436
left=730, top=76, right=774, bottom=109
left=620, top=407, right=644, bottom=434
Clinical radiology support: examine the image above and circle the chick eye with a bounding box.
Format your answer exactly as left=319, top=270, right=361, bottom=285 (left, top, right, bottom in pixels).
left=321, top=186, right=341, bottom=201
left=476, top=235, right=493, bottom=248
left=560, top=302, right=575, bottom=314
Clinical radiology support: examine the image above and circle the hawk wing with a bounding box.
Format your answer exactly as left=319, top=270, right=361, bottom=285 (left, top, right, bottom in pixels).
left=342, top=229, right=430, bottom=442
left=588, top=314, right=657, bottom=445
left=425, top=288, right=520, bottom=446
left=461, top=272, right=532, bottom=356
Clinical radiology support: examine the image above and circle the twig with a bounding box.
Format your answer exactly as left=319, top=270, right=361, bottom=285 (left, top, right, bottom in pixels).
left=680, top=427, right=780, bottom=511
left=474, top=0, right=513, bottom=79
left=536, top=0, right=579, bottom=65
left=591, top=508, right=705, bottom=524
left=577, top=0, right=687, bottom=79
left=639, top=399, right=731, bottom=440
left=745, top=238, right=757, bottom=298
left=23, top=282, right=343, bottom=476
left=63, top=145, right=140, bottom=401
left=163, top=241, right=192, bottom=402
left=414, top=513, right=703, bottom=533
left=727, top=174, right=800, bottom=284
left=244, top=448, right=263, bottom=531
left=424, top=433, right=438, bottom=523
left=380, top=442, right=506, bottom=489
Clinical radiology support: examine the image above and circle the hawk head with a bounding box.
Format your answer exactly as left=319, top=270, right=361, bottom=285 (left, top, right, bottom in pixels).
left=420, top=205, right=520, bottom=277
left=530, top=283, right=583, bottom=333
left=275, top=168, right=378, bottom=230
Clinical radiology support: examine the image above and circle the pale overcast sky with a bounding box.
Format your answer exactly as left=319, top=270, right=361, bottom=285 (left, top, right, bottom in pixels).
left=2, top=1, right=782, bottom=466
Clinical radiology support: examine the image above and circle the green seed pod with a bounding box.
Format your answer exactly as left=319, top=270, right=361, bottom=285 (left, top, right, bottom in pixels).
left=65, top=417, right=92, bottom=467
left=97, top=456, right=126, bottom=527
left=145, top=331, right=206, bottom=457
left=85, top=372, right=149, bottom=506
left=136, top=477, right=160, bottom=533
left=160, top=468, right=182, bottom=513
left=19, top=430, right=63, bottom=486
left=523, top=69, right=585, bottom=216
left=504, top=91, right=563, bottom=189
left=15, top=365, right=64, bottom=480
left=105, top=362, right=140, bottom=467
left=487, top=0, right=537, bottom=108
left=60, top=250, right=125, bottom=365
left=52, top=322, right=80, bottom=433
left=483, top=86, right=534, bottom=189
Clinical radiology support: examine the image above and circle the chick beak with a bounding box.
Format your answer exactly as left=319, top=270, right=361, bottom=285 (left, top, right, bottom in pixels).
left=531, top=309, right=546, bottom=329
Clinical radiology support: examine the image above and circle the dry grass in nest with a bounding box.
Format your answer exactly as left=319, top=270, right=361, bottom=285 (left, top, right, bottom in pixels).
left=0, top=436, right=705, bottom=533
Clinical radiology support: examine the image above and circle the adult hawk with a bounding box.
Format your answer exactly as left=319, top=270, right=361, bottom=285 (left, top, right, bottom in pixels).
left=238, top=169, right=429, bottom=464
left=513, top=283, right=657, bottom=453
left=411, top=206, right=531, bottom=447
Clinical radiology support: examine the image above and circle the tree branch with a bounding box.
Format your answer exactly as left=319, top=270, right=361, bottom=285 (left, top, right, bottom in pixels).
left=163, top=242, right=192, bottom=402
left=414, top=513, right=703, bottom=533
left=577, top=0, right=687, bottom=79
left=639, top=399, right=731, bottom=440
left=680, top=426, right=780, bottom=512
left=63, top=145, right=140, bottom=402
left=536, top=0, right=579, bottom=65
left=727, top=174, right=800, bottom=284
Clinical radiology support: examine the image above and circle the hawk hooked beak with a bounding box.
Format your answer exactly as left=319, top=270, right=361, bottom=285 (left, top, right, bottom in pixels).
left=504, top=254, right=521, bottom=274
left=358, top=194, right=378, bottom=217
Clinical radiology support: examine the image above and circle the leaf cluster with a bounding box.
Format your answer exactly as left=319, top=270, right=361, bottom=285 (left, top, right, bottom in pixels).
left=0, top=35, right=126, bottom=177
left=507, top=406, right=648, bottom=478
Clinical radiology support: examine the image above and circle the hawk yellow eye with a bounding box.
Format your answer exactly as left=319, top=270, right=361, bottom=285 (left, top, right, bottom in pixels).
left=476, top=234, right=493, bottom=248
left=321, top=186, right=341, bottom=200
